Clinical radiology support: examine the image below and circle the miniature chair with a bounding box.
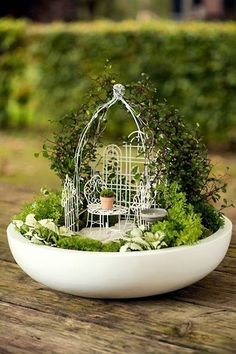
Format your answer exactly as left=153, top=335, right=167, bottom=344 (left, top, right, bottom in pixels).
left=131, top=182, right=154, bottom=226
left=84, top=174, right=107, bottom=227
left=84, top=174, right=129, bottom=233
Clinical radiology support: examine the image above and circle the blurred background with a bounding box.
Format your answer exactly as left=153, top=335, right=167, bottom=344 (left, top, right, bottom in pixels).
left=0, top=0, right=235, bottom=222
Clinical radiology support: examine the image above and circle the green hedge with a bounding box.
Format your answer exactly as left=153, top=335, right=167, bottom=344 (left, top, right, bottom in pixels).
left=0, top=20, right=28, bottom=128
left=1, top=19, right=236, bottom=143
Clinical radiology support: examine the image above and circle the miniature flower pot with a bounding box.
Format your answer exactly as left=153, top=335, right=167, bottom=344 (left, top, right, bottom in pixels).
left=100, top=197, right=114, bottom=210
left=7, top=216, right=232, bottom=299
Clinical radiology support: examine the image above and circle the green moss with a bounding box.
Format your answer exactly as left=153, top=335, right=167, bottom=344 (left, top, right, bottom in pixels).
left=102, top=241, right=122, bottom=252
left=57, top=235, right=122, bottom=252
left=57, top=235, right=103, bottom=251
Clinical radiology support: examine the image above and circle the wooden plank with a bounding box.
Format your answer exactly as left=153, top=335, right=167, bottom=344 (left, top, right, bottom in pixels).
left=230, top=226, right=236, bottom=245
left=0, top=298, right=235, bottom=354
left=0, top=226, right=15, bottom=263
left=0, top=184, right=33, bottom=263
left=0, top=261, right=236, bottom=353
left=169, top=269, right=236, bottom=310
left=0, top=183, right=33, bottom=206
left=0, top=183, right=33, bottom=225
left=217, top=255, right=236, bottom=274
left=226, top=244, right=236, bottom=256
left=0, top=301, right=199, bottom=354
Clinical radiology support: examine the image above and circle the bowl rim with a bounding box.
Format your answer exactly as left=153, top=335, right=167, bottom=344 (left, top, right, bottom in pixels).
left=7, top=216, right=232, bottom=257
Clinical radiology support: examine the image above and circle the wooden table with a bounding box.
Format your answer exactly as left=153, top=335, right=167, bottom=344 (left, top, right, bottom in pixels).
left=0, top=183, right=235, bottom=354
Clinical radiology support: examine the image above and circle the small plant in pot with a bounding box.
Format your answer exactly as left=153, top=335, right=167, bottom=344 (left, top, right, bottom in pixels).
left=100, top=189, right=115, bottom=210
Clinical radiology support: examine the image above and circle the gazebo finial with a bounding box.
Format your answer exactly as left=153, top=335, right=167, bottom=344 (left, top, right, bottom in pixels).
left=113, top=84, right=125, bottom=100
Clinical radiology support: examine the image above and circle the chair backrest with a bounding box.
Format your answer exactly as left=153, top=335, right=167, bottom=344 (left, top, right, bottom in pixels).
left=130, top=182, right=155, bottom=225
left=131, top=182, right=154, bottom=212
left=84, top=175, right=107, bottom=205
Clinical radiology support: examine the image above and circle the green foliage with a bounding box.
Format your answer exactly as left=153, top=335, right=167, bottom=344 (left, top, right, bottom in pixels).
left=13, top=213, right=123, bottom=251
left=13, top=214, right=61, bottom=246
left=1, top=20, right=236, bottom=143
left=193, top=201, right=224, bottom=233
left=40, top=74, right=113, bottom=181
left=41, top=110, right=91, bottom=180
left=152, top=183, right=203, bottom=246
left=100, top=189, right=115, bottom=198
left=120, top=227, right=167, bottom=252
left=19, top=224, right=59, bottom=246
left=126, top=77, right=228, bottom=208
left=41, top=75, right=228, bottom=222
left=32, top=226, right=59, bottom=245
left=13, top=190, right=64, bottom=226
left=153, top=170, right=227, bottom=232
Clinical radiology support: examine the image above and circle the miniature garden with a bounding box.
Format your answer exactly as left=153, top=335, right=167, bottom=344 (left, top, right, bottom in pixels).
left=12, top=76, right=230, bottom=253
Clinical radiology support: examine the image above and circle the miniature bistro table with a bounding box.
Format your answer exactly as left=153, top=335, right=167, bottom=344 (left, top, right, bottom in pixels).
left=87, top=203, right=129, bottom=232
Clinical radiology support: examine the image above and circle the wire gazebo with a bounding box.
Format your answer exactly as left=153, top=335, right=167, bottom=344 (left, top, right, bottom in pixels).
left=61, top=84, right=156, bottom=234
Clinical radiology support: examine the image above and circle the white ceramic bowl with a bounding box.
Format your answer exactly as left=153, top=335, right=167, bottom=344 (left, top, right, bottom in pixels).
left=7, top=217, right=232, bottom=299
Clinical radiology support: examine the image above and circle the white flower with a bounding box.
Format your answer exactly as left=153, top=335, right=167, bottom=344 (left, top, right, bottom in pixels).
left=130, top=228, right=143, bottom=238
left=129, top=236, right=150, bottom=248
left=38, top=219, right=59, bottom=234
left=59, top=226, right=73, bottom=237
left=30, top=236, right=44, bottom=245
left=13, top=220, right=24, bottom=228
left=120, top=233, right=151, bottom=252
left=154, top=231, right=165, bottom=240
left=152, top=240, right=167, bottom=249
left=144, top=231, right=154, bottom=238
left=24, top=230, right=34, bottom=238
left=120, top=243, right=143, bottom=252
left=25, top=214, right=37, bottom=227
left=138, top=224, right=146, bottom=232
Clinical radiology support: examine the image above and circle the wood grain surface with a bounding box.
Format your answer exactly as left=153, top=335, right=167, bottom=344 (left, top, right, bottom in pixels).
left=0, top=183, right=235, bottom=354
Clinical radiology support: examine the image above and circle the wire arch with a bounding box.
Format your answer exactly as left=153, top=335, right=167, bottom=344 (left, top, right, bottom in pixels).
left=74, top=84, right=147, bottom=221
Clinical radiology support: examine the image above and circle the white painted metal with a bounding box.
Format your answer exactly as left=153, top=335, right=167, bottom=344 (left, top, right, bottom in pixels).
left=62, top=84, right=154, bottom=232
left=131, top=181, right=155, bottom=226
left=61, top=175, right=77, bottom=232
left=84, top=174, right=107, bottom=228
